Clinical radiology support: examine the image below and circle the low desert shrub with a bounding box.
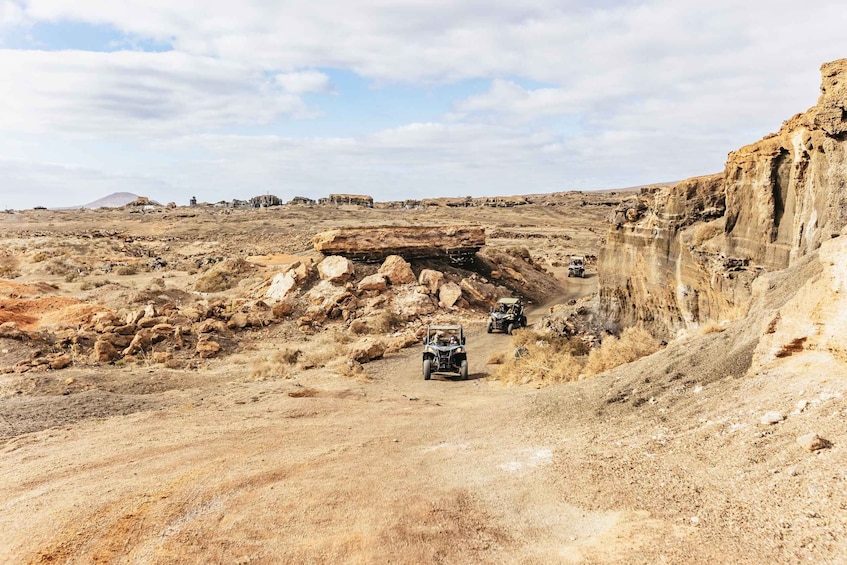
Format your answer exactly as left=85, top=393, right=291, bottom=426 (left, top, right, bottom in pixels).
left=487, top=351, right=506, bottom=365
left=250, top=350, right=295, bottom=380
left=698, top=320, right=725, bottom=335
left=116, top=264, right=139, bottom=276
left=298, top=332, right=349, bottom=369
left=505, top=246, right=531, bottom=260
left=372, top=309, right=404, bottom=333
left=194, top=258, right=255, bottom=293
left=582, top=326, right=661, bottom=376
left=45, top=257, right=78, bottom=277
left=491, top=343, right=582, bottom=386
left=0, top=256, right=21, bottom=278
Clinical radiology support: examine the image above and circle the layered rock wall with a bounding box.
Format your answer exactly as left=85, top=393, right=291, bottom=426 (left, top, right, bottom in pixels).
left=598, top=59, right=847, bottom=338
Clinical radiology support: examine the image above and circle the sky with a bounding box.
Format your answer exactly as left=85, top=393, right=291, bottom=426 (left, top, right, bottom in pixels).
left=1, top=1, right=847, bottom=209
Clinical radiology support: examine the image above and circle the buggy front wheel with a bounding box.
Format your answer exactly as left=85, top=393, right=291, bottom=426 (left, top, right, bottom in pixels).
left=423, top=359, right=432, bottom=380
left=460, top=360, right=468, bottom=380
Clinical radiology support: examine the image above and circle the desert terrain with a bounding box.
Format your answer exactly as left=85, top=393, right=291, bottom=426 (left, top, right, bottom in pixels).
left=0, top=184, right=844, bottom=564
left=4, top=59, right=847, bottom=563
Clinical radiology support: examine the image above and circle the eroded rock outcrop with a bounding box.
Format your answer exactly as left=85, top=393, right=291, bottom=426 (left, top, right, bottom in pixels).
left=312, top=226, right=485, bottom=262
left=598, top=59, right=847, bottom=338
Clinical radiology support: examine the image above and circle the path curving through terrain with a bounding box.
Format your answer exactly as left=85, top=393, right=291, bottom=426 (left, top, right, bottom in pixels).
left=0, top=273, right=654, bottom=564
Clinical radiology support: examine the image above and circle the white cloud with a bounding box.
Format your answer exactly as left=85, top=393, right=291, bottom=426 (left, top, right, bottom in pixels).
left=0, top=50, right=315, bottom=136
left=275, top=70, right=332, bottom=94
left=454, top=80, right=582, bottom=120
left=3, top=1, right=847, bottom=208
left=0, top=1, right=24, bottom=27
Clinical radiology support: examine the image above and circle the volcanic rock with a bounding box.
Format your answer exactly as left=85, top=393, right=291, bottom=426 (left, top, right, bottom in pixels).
left=394, top=288, right=437, bottom=318
left=358, top=273, right=388, bottom=292
left=266, top=261, right=311, bottom=301
left=796, top=433, right=831, bottom=452
left=438, top=282, right=463, bottom=308
left=378, top=255, right=415, bottom=285
left=459, top=278, right=503, bottom=306
left=418, top=269, right=444, bottom=294
left=349, top=339, right=386, bottom=363
left=91, top=339, right=119, bottom=363
left=312, top=225, right=485, bottom=262
left=317, top=256, right=354, bottom=283
left=196, top=339, right=221, bottom=359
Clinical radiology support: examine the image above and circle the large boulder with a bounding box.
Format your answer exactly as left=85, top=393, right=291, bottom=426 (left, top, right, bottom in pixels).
left=349, top=339, right=387, bottom=363
left=266, top=261, right=311, bottom=301
left=394, top=288, right=437, bottom=318
left=196, top=338, right=221, bottom=359
left=438, top=282, right=463, bottom=308
left=418, top=269, right=444, bottom=295
left=91, top=338, right=119, bottom=363
left=378, top=255, right=416, bottom=285
left=317, top=256, right=354, bottom=283
left=459, top=278, right=503, bottom=306
left=358, top=273, right=388, bottom=292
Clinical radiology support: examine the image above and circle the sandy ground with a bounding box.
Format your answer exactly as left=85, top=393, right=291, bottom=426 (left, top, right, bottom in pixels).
left=1, top=199, right=844, bottom=564
left=0, top=278, right=613, bottom=565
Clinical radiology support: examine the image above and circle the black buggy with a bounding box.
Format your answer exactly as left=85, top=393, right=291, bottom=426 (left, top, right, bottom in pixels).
left=422, top=325, right=468, bottom=380
left=487, top=297, right=527, bottom=335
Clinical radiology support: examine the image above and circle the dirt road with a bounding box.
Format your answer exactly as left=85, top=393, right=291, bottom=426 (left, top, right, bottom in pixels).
left=0, top=276, right=643, bottom=564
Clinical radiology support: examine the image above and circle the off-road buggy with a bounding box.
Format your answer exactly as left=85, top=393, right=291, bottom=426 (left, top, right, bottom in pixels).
left=568, top=255, right=585, bottom=278
left=487, top=297, right=527, bottom=335
left=422, top=324, right=468, bottom=380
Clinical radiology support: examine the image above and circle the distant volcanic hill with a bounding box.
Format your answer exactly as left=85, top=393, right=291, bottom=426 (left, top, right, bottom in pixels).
left=82, top=192, right=158, bottom=209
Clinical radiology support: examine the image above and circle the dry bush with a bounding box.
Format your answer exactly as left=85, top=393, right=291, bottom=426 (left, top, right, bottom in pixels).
left=116, top=264, right=139, bottom=276
left=31, top=251, right=51, bottom=263
left=45, top=257, right=78, bottom=277
left=487, top=352, right=506, bottom=365
left=491, top=344, right=582, bottom=386
left=511, top=329, right=586, bottom=356
left=698, top=320, right=725, bottom=335
left=287, top=387, right=318, bottom=398
left=164, top=358, right=184, bottom=370
left=491, top=329, right=584, bottom=386
left=250, top=350, right=295, bottom=380
left=582, top=326, right=661, bottom=376
left=0, top=256, right=21, bottom=278
left=505, top=246, right=531, bottom=260
left=194, top=258, right=254, bottom=293
left=372, top=309, right=404, bottom=333
left=327, top=358, right=370, bottom=381
left=299, top=333, right=349, bottom=369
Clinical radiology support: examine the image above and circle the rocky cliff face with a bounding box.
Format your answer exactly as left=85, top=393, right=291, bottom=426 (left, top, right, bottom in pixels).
left=598, top=59, right=847, bottom=339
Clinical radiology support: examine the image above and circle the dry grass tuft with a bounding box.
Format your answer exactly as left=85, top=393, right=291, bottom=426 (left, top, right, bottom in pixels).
left=372, top=309, right=404, bottom=333
left=491, top=329, right=584, bottom=386
left=287, top=387, right=318, bottom=398
left=582, top=326, right=661, bottom=376
left=194, top=257, right=255, bottom=293
left=116, top=264, right=139, bottom=276
left=299, top=332, right=350, bottom=369
left=698, top=320, right=725, bottom=335
left=250, top=350, right=296, bottom=380
left=487, top=352, right=506, bottom=365
left=0, top=256, right=21, bottom=278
